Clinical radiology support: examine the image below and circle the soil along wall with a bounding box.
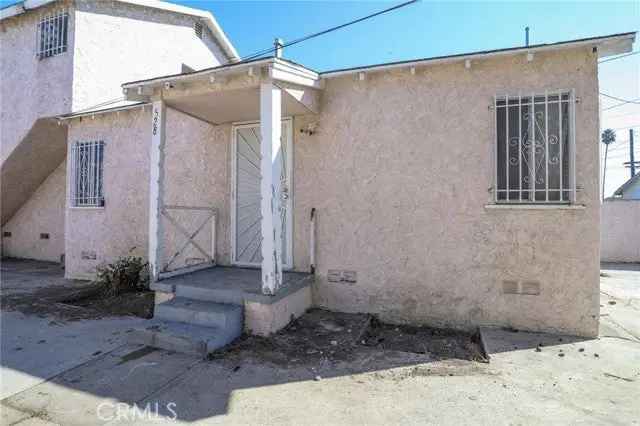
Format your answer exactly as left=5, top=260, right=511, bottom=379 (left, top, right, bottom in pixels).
left=601, top=200, right=640, bottom=262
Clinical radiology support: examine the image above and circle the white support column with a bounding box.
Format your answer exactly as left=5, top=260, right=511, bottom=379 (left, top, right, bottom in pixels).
left=260, top=81, right=283, bottom=295
left=149, top=100, right=166, bottom=281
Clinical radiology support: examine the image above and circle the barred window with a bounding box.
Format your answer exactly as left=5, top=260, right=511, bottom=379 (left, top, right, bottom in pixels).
left=36, top=10, right=69, bottom=59
left=494, top=91, right=575, bottom=203
left=71, top=141, right=105, bottom=207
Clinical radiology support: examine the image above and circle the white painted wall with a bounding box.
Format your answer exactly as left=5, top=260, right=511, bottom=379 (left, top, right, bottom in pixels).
left=72, top=0, right=227, bottom=111
left=601, top=200, right=640, bottom=262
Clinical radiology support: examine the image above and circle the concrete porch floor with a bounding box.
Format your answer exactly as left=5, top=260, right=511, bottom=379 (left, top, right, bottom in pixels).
left=152, top=266, right=313, bottom=304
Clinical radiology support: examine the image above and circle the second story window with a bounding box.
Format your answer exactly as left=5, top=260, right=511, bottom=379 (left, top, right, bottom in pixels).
left=71, top=141, right=105, bottom=207
left=37, top=10, right=69, bottom=59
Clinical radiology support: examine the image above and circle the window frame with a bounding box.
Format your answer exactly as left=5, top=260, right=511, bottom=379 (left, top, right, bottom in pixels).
left=492, top=89, right=577, bottom=205
left=70, top=140, right=105, bottom=208
left=36, top=9, right=69, bottom=60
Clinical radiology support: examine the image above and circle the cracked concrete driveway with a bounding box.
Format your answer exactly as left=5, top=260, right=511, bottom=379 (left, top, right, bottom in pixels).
left=1, top=260, right=639, bottom=425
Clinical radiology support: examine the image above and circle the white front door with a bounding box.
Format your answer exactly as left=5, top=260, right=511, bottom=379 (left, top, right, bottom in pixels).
left=231, top=120, right=293, bottom=268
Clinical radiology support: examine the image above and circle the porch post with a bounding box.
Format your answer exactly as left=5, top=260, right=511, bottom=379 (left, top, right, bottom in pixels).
left=148, top=99, right=166, bottom=281
left=259, top=81, right=283, bottom=295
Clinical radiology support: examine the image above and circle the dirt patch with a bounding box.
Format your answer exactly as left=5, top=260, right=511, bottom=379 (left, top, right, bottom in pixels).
left=212, top=309, right=371, bottom=367
left=362, top=318, right=487, bottom=362
left=1, top=282, right=154, bottom=321
left=212, top=309, right=487, bottom=369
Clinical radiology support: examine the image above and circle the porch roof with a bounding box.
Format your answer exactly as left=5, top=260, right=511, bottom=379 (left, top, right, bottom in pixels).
left=122, top=57, right=322, bottom=124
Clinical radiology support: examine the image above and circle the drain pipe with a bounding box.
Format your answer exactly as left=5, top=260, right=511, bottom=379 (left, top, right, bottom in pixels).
left=310, top=208, right=316, bottom=274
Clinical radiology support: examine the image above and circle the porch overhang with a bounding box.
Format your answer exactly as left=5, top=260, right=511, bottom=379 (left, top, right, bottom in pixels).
left=121, top=58, right=322, bottom=124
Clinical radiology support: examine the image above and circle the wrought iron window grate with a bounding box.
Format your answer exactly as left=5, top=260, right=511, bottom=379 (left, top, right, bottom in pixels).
left=494, top=91, right=575, bottom=203
left=36, top=10, right=69, bottom=59
left=71, top=141, right=105, bottom=207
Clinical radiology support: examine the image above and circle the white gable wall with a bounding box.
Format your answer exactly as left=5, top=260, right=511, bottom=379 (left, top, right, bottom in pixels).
left=72, top=0, right=228, bottom=111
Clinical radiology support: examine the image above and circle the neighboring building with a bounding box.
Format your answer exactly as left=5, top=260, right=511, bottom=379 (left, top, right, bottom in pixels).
left=2, top=1, right=636, bottom=348
left=611, top=173, right=640, bottom=199
left=0, top=0, right=238, bottom=261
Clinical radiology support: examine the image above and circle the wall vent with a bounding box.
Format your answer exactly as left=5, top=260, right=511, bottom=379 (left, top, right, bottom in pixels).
left=327, top=269, right=357, bottom=284
left=81, top=250, right=97, bottom=260
left=194, top=21, right=204, bottom=39
left=40, top=233, right=50, bottom=240
left=502, top=280, right=541, bottom=296
left=3, top=231, right=11, bottom=237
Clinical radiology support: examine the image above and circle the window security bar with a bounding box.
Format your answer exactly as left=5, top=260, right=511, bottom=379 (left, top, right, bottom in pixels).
left=71, top=141, right=105, bottom=207
left=494, top=90, right=576, bottom=204
left=36, top=9, right=69, bottom=59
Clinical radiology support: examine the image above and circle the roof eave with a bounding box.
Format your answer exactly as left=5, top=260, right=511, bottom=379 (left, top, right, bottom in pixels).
left=321, top=32, right=637, bottom=78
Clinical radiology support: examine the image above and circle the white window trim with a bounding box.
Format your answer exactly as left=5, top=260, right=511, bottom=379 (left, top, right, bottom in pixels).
left=70, top=140, right=105, bottom=208
left=492, top=89, right=577, bottom=205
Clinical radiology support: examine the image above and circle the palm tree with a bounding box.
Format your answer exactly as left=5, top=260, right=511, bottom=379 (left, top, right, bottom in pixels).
left=602, top=128, right=616, bottom=200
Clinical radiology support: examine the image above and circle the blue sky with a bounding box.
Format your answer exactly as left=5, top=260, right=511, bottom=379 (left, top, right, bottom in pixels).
left=174, top=0, right=638, bottom=196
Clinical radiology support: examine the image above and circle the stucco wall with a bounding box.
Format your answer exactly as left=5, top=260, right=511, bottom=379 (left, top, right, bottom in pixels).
left=62, top=46, right=601, bottom=337
left=65, top=107, right=150, bottom=280
left=64, top=106, right=222, bottom=279
left=161, top=115, right=229, bottom=270
left=1, top=160, right=66, bottom=262
left=72, top=0, right=227, bottom=112
left=293, top=47, right=601, bottom=337
left=601, top=200, right=640, bottom=262
left=0, top=0, right=75, bottom=162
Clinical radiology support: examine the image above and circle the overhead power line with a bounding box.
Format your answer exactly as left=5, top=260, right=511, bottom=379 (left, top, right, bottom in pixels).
left=239, top=0, right=419, bottom=62
left=602, top=97, right=640, bottom=111
left=598, top=50, right=640, bottom=64
left=600, top=93, right=640, bottom=104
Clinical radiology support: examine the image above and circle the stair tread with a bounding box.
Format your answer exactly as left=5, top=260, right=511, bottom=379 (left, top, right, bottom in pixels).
left=157, top=297, right=242, bottom=313
left=129, top=319, right=241, bottom=355
left=139, top=319, right=224, bottom=341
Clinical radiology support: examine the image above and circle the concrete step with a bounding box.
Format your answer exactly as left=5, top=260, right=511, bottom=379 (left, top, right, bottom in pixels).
left=127, top=319, right=241, bottom=357
left=155, top=297, right=243, bottom=329
left=150, top=281, right=246, bottom=305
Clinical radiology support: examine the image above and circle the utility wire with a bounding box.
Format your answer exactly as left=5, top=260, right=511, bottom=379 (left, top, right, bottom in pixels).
left=602, top=97, right=640, bottom=111
left=600, top=93, right=640, bottom=104
left=238, top=0, right=419, bottom=62
left=598, top=50, right=640, bottom=64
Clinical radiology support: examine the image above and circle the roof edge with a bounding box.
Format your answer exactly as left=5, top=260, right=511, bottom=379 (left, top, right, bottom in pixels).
left=57, top=101, right=148, bottom=121
left=321, top=31, right=637, bottom=77
left=613, top=173, right=640, bottom=196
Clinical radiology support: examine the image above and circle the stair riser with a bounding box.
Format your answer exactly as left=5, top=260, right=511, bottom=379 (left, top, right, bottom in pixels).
left=128, top=329, right=207, bottom=357
left=155, top=305, right=242, bottom=329
left=174, top=286, right=244, bottom=305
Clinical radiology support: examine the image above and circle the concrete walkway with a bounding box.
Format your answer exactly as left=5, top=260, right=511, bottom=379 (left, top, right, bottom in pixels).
left=2, top=261, right=639, bottom=425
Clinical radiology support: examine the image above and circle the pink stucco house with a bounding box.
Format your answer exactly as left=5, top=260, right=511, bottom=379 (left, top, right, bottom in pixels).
left=1, top=1, right=636, bottom=355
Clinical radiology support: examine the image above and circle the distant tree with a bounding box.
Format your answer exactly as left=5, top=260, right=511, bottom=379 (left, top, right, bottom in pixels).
left=602, top=128, right=616, bottom=200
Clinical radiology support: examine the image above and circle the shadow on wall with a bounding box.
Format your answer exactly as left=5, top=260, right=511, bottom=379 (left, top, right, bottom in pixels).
left=1, top=118, right=67, bottom=225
